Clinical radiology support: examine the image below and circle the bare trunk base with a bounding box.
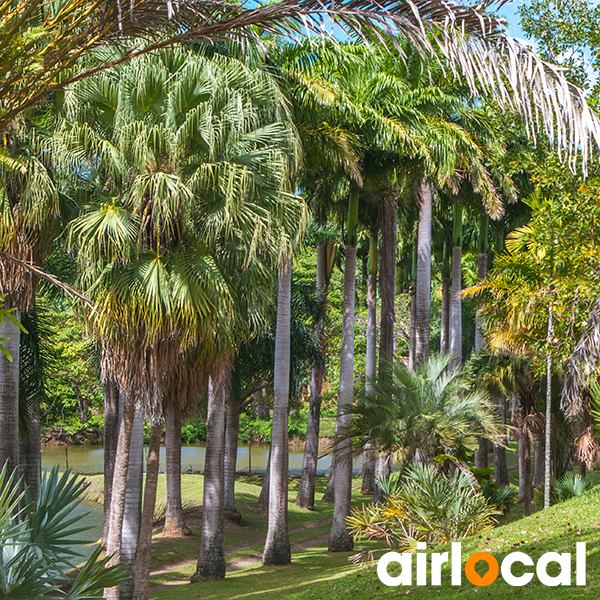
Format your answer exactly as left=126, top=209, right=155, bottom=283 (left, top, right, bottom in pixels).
left=361, top=444, right=375, bottom=495
left=165, top=408, right=191, bottom=537
left=321, top=470, right=334, bottom=503
left=518, top=434, right=532, bottom=517
left=132, top=422, right=163, bottom=600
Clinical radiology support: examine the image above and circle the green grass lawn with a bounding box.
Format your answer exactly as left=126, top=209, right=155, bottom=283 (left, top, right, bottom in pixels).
left=84, top=444, right=600, bottom=600
left=285, top=484, right=600, bottom=600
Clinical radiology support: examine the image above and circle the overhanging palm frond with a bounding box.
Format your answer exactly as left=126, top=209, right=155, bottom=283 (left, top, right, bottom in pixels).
left=3, top=0, right=600, bottom=176
left=562, top=298, right=600, bottom=419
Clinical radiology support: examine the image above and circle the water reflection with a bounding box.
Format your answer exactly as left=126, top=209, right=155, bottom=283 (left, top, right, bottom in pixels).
left=41, top=443, right=365, bottom=475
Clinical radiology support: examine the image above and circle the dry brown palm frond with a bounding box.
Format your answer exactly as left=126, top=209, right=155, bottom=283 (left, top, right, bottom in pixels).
left=563, top=298, right=600, bottom=419
left=574, top=425, right=600, bottom=470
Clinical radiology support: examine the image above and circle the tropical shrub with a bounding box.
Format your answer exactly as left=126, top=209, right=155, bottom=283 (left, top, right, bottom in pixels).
left=0, top=465, right=127, bottom=598
left=347, top=464, right=498, bottom=553
left=482, top=484, right=518, bottom=514
left=552, top=472, right=593, bottom=501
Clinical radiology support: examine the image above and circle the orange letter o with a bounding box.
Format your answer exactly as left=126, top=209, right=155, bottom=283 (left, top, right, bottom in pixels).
left=465, top=552, right=499, bottom=587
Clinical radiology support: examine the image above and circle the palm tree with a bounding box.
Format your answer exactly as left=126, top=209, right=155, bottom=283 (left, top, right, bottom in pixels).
left=0, top=465, right=128, bottom=598
left=262, top=257, right=293, bottom=565
left=164, top=405, right=191, bottom=536
left=57, top=46, right=302, bottom=595
left=348, top=354, right=504, bottom=465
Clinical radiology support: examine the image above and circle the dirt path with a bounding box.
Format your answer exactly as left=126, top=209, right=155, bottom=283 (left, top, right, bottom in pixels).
left=149, top=517, right=332, bottom=593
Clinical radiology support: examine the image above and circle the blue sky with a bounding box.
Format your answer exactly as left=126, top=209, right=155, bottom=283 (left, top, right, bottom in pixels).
left=494, top=1, right=528, bottom=42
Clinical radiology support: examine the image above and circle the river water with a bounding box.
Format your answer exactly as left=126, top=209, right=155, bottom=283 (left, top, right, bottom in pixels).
left=42, top=442, right=365, bottom=475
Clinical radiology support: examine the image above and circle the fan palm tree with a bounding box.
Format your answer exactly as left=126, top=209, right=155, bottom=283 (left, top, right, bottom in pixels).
left=57, top=46, right=303, bottom=594
left=347, top=354, right=504, bottom=465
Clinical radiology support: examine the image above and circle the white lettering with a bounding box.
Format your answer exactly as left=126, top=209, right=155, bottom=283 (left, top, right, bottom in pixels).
left=378, top=552, right=412, bottom=586
left=536, top=552, right=571, bottom=586
left=501, top=552, right=534, bottom=586
left=431, top=552, right=449, bottom=585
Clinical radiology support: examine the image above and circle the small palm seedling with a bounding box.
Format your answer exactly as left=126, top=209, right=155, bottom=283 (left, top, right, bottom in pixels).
left=552, top=472, right=593, bottom=502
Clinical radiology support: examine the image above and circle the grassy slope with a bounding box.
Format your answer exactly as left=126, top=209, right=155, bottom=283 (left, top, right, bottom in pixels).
left=286, top=485, right=600, bottom=600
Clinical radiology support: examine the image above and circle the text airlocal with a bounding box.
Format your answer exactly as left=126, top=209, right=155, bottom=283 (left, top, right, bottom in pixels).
left=377, top=542, right=586, bottom=587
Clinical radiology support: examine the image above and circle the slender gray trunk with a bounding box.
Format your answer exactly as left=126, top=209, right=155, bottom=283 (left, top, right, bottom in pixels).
left=133, top=421, right=163, bottom=600
left=533, top=432, right=544, bottom=489
left=103, top=379, right=119, bottom=544
left=474, top=249, right=489, bottom=470
left=165, top=405, right=190, bottom=536
left=105, top=399, right=136, bottom=600
left=321, top=468, right=334, bottom=502
left=441, top=278, right=450, bottom=355
left=296, top=244, right=328, bottom=510
left=0, top=313, right=20, bottom=478
left=414, top=181, right=432, bottom=366
left=449, top=244, right=462, bottom=368
left=120, top=406, right=144, bottom=600
left=257, top=445, right=271, bottom=509
left=253, top=389, right=270, bottom=420
left=518, top=431, right=532, bottom=516
left=19, top=396, right=40, bottom=505
left=224, top=399, right=241, bottom=515
left=474, top=252, right=488, bottom=351
left=373, top=453, right=391, bottom=504
left=493, top=397, right=509, bottom=486
left=544, top=304, right=553, bottom=509
left=329, top=245, right=357, bottom=552
left=361, top=444, right=375, bottom=495
left=193, top=373, right=228, bottom=581
left=263, top=258, right=292, bottom=565
left=378, top=198, right=397, bottom=381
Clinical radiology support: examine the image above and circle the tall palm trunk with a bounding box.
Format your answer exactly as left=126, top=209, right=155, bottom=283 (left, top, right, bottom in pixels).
left=19, top=397, right=40, bottom=504
left=105, top=399, right=136, bottom=600
left=440, top=242, right=450, bottom=355
left=518, top=430, right=532, bottom=516
left=263, top=257, right=292, bottom=565
left=321, top=469, right=334, bottom=502
left=414, top=181, right=432, bottom=366
left=533, top=431, right=544, bottom=488
left=103, top=379, right=120, bottom=544
left=224, top=397, right=241, bottom=515
left=493, top=396, right=509, bottom=486
left=120, top=407, right=144, bottom=600
left=362, top=230, right=378, bottom=495
left=365, top=230, right=378, bottom=390
left=165, top=405, right=190, bottom=536
left=296, top=243, right=329, bottom=510
left=474, top=214, right=488, bottom=351
left=373, top=453, right=391, bottom=504
left=474, top=215, right=489, bottom=470
left=373, top=197, right=397, bottom=504
left=0, top=312, right=21, bottom=477
left=329, top=185, right=360, bottom=553
left=378, top=195, right=397, bottom=380
left=193, top=372, right=229, bottom=580
left=408, top=242, right=417, bottom=370
left=133, top=421, right=163, bottom=600
left=257, top=444, right=271, bottom=509
left=253, top=389, right=269, bottom=420
left=449, top=200, right=463, bottom=369
left=544, top=304, right=553, bottom=509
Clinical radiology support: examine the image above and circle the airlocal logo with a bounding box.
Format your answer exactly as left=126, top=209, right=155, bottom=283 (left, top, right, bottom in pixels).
left=377, top=542, right=586, bottom=587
